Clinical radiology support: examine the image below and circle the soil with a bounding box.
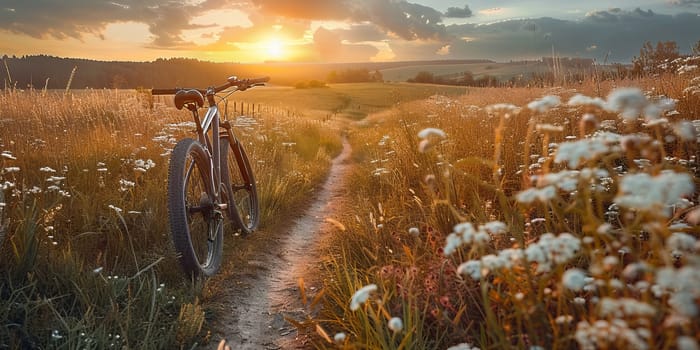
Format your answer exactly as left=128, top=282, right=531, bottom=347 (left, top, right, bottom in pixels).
left=207, top=137, right=353, bottom=349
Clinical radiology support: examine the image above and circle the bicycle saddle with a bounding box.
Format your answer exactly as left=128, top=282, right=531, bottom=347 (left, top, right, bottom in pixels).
left=174, top=89, right=204, bottom=110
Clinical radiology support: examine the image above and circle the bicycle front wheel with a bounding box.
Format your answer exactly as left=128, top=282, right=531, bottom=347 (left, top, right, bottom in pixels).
left=168, top=138, right=223, bottom=278
left=220, top=136, right=259, bottom=235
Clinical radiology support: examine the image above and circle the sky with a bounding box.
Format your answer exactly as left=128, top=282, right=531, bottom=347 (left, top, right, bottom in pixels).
left=1, top=0, right=699, bottom=63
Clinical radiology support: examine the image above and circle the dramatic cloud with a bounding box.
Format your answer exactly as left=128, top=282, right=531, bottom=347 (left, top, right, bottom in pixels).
left=250, top=0, right=450, bottom=40
left=444, top=9, right=700, bottom=62
left=0, top=0, right=234, bottom=47
left=0, top=1, right=698, bottom=63
left=0, top=0, right=451, bottom=49
left=444, top=5, right=473, bottom=18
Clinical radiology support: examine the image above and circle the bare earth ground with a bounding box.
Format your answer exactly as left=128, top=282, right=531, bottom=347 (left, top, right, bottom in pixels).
left=208, top=137, right=353, bottom=349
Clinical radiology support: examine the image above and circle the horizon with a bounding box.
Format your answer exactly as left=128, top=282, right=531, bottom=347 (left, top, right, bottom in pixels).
left=1, top=1, right=699, bottom=64
left=1, top=54, right=605, bottom=66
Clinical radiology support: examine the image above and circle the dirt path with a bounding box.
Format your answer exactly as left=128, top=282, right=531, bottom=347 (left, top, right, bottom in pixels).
left=209, top=137, right=352, bottom=349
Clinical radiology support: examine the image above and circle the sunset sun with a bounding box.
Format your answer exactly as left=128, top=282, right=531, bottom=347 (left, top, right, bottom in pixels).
left=264, top=39, right=285, bottom=59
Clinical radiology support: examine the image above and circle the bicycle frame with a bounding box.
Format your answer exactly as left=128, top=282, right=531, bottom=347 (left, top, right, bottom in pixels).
left=187, top=89, right=226, bottom=204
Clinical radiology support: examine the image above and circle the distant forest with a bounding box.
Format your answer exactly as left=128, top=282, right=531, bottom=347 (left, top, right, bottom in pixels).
left=0, top=55, right=491, bottom=89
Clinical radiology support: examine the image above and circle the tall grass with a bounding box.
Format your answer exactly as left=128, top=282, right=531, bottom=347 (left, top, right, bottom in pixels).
left=314, top=64, right=700, bottom=349
left=0, top=88, right=340, bottom=347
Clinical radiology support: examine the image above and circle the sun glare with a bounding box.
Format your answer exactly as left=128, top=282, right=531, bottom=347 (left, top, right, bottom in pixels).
left=265, top=39, right=285, bottom=59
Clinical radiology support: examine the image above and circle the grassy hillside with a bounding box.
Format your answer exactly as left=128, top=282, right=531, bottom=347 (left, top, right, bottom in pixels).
left=197, top=82, right=468, bottom=120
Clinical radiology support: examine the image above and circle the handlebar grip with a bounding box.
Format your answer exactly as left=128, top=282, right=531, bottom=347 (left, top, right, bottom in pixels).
left=248, top=76, right=270, bottom=84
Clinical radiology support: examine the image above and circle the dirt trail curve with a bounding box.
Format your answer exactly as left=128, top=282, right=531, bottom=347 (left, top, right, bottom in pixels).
left=209, top=137, right=352, bottom=349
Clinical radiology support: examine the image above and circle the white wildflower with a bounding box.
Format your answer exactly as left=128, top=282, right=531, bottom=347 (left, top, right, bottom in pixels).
left=1, top=151, right=16, bottom=160
left=667, top=232, right=697, bottom=252
left=598, top=297, right=656, bottom=318
left=443, top=232, right=463, bottom=256
left=643, top=97, right=676, bottom=121
left=119, top=179, right=136, bottom=192
left=481, top=221, right=507, bottom=235
left=606, top=87, right=647, bottom=120
left=3, top=167, right=20, bottom=173
left=674, top=121, right=696, bottom=141
left=678, top=336, right=699, bottom=350
left=568, top=94, right=606, bottom=108
left=656, top=266, right=700, bottom=317
left=108, top=204, right=123, bottom=213
left=528, top=95, right=561, bottom=113
left=516, top=186, right=557, bottom=204
left=615, top=171, right=694, bottom=216
left=562, top=268, right=587, bottom=291
left=576, top=320, right=649, bottom=350
left=555, top=139, right=609, bottom=168
left=481, top=254, right=506, bottom=273
left=536, top=123, right=564, bottom=132
left=555, top=315, right=573, bottom=324
left=417, top=128, right=446, bottom=153
left=408, top=227, right=420, bottom=237
left=350, top=284, right=377, bottom=311
left=417, top=128, right=446, bottom=139
left=39, top=167, right=56, bottom=173
left=538, top=170, right=580, bottom=192
left=51, top=329, right=63, bottom=340
left=485, top=103, right=521, bottom=114
left=334, top=332, right=346, bottom=343
left=387, top=317, right=403, bottom=332
left=446, top=343, right=480, bottom=350
left=457, top=260, right=482, bottom=280
left=46, top=176, right=65, bottom=183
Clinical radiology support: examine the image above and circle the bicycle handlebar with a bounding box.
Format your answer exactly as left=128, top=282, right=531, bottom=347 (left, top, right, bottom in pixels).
left=151, top=76, right=270, bottom=95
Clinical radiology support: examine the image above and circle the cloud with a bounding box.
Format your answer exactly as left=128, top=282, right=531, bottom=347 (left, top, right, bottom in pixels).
left=444, top=9, right=700, bottom=62
left=314, top=27, right=344, bottom=59
left=1, top=1, right=698, bottom=63
left=0, top=0, right=452, bottom=52
left=0, top=0, right=229, bottom=48
left=444, top=5, right=473, bottom=18
left=310, top=26, right=379, bottom=62
left=252, top=0, right=450, bottom=41
left=667, top=0, right=700, bottom=6
left=332, top=24, right=388, bottom=43
left=362, top=0, right=448, bottom=40
left=249, top=0, right=349, bottom=20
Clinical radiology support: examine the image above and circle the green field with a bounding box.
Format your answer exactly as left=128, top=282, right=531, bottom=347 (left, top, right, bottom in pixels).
left=206, top=82, right=468, bottom=120
left=377, top=60, right=618, bottom=83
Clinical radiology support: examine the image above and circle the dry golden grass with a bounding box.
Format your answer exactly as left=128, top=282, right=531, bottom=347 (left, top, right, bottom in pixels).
left=0, top=88, right=341, bottom=347
left=312, top=71, right=700, bottom=349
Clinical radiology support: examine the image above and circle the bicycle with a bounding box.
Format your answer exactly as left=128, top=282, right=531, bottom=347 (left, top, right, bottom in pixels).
left=152, top=75, right=268, bottom=277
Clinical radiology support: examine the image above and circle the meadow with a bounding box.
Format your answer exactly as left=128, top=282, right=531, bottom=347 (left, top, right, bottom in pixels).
left=308, top=59, right=700, bottom=350
left=1, top=60, right=699, bottom=350
left=0, top=87, right=343, bottom=348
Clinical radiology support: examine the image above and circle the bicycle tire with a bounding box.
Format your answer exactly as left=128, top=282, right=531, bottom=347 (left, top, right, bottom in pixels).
left=0, top=188, right=5, bottom=248
left=168, top=138, right=223, bottom=277
left=220, top=136, right=259, bottom=235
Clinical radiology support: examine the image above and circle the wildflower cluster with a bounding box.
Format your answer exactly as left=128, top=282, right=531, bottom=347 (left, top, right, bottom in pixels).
left=444, top=84, right=699, bottom=348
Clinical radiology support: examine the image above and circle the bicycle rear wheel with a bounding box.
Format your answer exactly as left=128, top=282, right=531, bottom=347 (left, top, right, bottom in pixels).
left=0, top=188, right=6, bottom=248
left=220, top=136, right=259, bottom=235
left=168, top=138, right=223, bottom=278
